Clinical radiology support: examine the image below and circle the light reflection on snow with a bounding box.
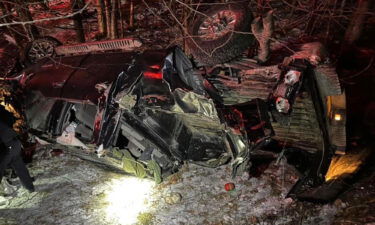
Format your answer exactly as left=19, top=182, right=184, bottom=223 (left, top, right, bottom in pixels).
left=105, top=177, right=155, bottom=225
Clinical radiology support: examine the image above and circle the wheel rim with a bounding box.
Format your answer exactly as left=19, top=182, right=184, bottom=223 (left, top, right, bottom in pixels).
left=198, top=10, right=237, bottom=41
left=28, top=40, right=55, bottom=62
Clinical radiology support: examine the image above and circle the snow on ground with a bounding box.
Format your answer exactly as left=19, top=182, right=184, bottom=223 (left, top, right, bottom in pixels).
left=0, top=149, right=339, bottom=225
left=148, top=162, right=338, bottom=225
left=0, top=150, right=114, bottom=225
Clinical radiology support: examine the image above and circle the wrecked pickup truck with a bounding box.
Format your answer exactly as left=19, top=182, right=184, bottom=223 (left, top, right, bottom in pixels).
left=13, top=46, right=253, bottom=179
left=0, top=3, right=347, bottom=201
left=2, top=41, right=345, bottom=197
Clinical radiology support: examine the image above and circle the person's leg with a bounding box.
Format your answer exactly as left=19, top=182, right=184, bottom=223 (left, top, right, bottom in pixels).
left=7, top=140, right=35, bottom=192
left=0, top=163, right=4, bottom=184
left=0, top=146, right=17, bottom=196
left=0, top=168, right=4, bottom=195
left=0, top=146, right=13, bottom=184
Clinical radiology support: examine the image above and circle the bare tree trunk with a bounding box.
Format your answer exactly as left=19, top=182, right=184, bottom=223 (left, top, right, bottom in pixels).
left=0, top=2, right=23, bottom=48
left=251, top=11, right=274, bottom=63
left=15, top=1, right=39, bottom=40
left=104, top=0, right=111, bottom=37
left=110, top=0, right=118, bottom=39
left=72, top=0, right=86, bottom=42
left=129, top=0, right=134, bottom=29
left=22, top=6, right=39, bottom=38
left=96, top=0, right=107, bottom=36
left=343, top=0, right=369, bottom=45
left=118, top=0, right=124, bottom=37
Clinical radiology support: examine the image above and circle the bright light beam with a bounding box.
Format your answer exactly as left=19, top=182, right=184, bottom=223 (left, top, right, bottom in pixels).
left=105, top=176, right=155, bottom=225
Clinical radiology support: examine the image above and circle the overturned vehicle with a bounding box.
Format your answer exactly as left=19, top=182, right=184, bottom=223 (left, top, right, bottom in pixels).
left=15, top=47, right=255, bottom=179
left=1, top=3, right=346, bottom=201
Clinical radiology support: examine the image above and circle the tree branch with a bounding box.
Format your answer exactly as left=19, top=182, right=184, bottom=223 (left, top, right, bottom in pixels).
left=0, top=0, right=92, bottom=28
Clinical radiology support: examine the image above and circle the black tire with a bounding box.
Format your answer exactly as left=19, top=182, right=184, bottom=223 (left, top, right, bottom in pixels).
left=25, top=36, right=61, bottom=64
left=187, top=3, right=254, bottom=65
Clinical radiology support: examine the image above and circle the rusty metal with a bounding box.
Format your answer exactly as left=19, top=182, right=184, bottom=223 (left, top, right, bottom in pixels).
left=54, top=38, right=142, bottom=56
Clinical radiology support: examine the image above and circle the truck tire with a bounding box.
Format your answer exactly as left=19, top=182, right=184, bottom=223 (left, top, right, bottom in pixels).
left=25, top=36, right=61, bottom=64
left=187, top=3, right=254, bottom=65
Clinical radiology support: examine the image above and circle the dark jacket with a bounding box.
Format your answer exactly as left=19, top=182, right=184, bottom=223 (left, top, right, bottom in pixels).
left=0, top=105, right=17, bottom=144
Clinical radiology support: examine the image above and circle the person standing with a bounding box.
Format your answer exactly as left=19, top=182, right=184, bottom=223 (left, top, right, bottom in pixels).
left=0, top=104, right=34, bottom=192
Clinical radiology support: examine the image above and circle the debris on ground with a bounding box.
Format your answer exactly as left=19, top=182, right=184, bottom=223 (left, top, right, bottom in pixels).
left=0, top=151, right=344, bottom=225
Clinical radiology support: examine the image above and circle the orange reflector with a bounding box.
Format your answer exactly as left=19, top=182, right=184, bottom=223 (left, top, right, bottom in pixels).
left=334, top=113, right=342, bottom=121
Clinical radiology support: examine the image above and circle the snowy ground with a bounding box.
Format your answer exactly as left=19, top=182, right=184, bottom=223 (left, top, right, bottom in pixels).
left=0, top=148, right=342, bottom=225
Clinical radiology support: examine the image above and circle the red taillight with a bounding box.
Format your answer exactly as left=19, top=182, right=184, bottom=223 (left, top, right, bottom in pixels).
left=144, top=71, right=163, bottom=79
left=149, top=64, right=161, bottom=70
